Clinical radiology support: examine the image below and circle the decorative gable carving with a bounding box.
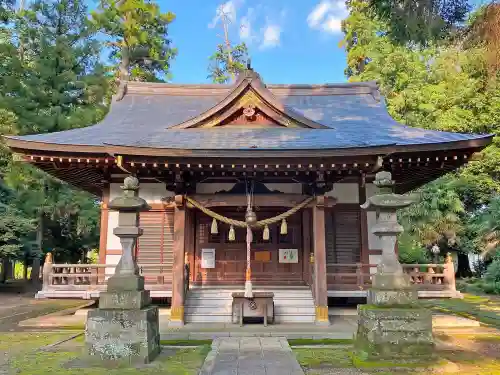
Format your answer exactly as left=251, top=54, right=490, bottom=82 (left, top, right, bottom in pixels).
left=199, top=89, right=302, bottom=128
left=170, top=69, right=328, bottom=130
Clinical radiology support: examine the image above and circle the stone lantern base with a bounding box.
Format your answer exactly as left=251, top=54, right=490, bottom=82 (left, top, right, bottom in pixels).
left=354, top=305, right=434, bottom=361
left=84, top=275, right=160, bottom=365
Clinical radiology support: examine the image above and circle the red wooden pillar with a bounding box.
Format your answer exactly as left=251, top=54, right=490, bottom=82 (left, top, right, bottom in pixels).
left=313, top=196, right=329, bottom=325
left=170, top=195, right=186, bottom=326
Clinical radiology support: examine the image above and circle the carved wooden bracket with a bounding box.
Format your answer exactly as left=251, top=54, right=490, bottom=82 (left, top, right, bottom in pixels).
left=174, top=195, right=184, bottom=208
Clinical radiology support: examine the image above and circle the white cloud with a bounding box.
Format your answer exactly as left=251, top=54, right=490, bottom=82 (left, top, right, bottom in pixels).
left=239, top=7, right=255, bottom=41
left=209, top=0, right=243, bottom=28
left=307, top=0, right=348, bottom=34
left=260, top=24, right=282, bottom=49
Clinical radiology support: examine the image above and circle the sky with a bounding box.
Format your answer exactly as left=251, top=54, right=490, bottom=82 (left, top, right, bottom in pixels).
left=163, top=0, right=349, bottom=84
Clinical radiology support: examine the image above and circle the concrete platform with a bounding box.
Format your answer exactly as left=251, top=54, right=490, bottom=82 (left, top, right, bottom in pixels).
left=19, top=305, right=482, bottom=340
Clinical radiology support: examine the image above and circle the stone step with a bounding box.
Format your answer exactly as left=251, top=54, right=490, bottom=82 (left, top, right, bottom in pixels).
left=189, top=291, right=312, bottom=299
left=274, top=315, right=316, bottom=323
left=185, top=313, right=232, bottom=323
left=185, top=287, right=315, bottom=324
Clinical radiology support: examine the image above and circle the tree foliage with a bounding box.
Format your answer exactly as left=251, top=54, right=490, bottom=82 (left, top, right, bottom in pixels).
left=0, top=0, right=110, bottom=262
left=0, top=180, right=35, bottom=259
left=343, top=0, right=500, bottom=260
left=91, top=0, right=177, bottom=83
left=208, top=42, right=248, bottom=84
left=368, top=0, right=470, bottom=45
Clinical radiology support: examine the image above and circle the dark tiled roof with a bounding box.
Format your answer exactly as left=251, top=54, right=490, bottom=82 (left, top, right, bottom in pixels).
left=10, top=81, right=492, bottom=151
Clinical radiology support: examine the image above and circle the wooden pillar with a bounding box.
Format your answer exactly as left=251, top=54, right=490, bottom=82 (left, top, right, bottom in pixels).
left=313, top=196, right=329, bottom=325
left=98, top=187, right=109, bottom=282
left=185, top=208, right=195, bottom=283
left=170, top=195, right=186, bottom=326
left=302, top=209, right=312, bottom=285
left=359, top=177, right=369, bottom=265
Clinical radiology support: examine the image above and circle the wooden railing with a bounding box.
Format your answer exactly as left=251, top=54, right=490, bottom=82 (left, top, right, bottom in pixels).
left=42, top=263, right=173, bottom=292
left=326, top=255, right=456, bottom=292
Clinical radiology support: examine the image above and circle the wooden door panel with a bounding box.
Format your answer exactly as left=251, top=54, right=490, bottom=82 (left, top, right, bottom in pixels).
left=194, top=209, right=304, bottom=285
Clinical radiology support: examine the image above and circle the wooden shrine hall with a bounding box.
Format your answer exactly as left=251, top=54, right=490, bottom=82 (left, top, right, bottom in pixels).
left=5, top=67, right=492, bottom=324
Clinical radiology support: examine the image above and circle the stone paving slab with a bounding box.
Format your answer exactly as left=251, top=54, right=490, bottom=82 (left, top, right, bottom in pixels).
left=199, top=337, right=305, bottom=375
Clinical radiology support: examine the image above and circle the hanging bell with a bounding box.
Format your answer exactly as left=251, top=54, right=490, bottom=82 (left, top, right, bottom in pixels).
left=228, top=225, right=235, bottom=242
left=263, top=224, right=270, bottom=241
left=211, top=218, right=218, bottom=234
left=280, top=218, right=288, bottom=235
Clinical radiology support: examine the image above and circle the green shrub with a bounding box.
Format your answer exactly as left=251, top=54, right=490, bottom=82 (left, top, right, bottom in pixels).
left=481, top=282, right=500, bottom=294
left=485, top=258, right=500, bottom=284
left=398, top=233, right=430, bottom=264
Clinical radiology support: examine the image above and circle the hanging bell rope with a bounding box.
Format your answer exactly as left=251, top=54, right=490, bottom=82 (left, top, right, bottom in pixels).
left=186, top=196, right=314, bottom=228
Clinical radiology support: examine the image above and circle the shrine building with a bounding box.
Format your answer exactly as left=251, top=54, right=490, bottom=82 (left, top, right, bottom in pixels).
left=5, top=68, right=492, bottom=325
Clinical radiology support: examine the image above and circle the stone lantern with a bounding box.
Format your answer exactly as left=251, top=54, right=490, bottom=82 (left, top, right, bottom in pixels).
left=85, top=176, right=161, bottom=365
left=354, top=171, right=434, bottom=362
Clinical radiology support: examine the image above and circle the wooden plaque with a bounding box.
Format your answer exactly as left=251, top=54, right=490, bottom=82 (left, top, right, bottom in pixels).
left=254, top=251, right=271, bottom=262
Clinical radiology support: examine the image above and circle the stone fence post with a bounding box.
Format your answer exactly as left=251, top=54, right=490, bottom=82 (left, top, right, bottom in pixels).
left=42, top=253, right=53, bottom=291
left=444, top=253, right=456, bottom=292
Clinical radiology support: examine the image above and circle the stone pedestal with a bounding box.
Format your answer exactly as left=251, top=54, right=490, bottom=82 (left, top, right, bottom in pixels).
left=354, top=305, right=433, bottom=360
left=355, top=171, right=434, bottom=363
left=85, top=305, right=160, bottom=365
left=84, top=176, right=159, bottom=365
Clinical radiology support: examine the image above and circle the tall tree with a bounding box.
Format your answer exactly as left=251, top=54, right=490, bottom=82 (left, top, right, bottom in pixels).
left=342, top=0, right=500, bottom=267
left=0, top=179, right=35, bottom=260
left=207, top=5, right=248, bottom=84
left=10, top=0, right=109, bottom=134
left=209, top=42, right=248, bottom=84
left=0, top=0, right=14, bottom=23
left=91, top=0, right=177, bottom=87
left=0, top=0, right=108, bottom=263
left=368, top=0, right=470, bottom=45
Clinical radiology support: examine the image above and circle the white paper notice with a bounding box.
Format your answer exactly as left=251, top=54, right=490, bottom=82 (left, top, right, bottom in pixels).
left=279, top=249, right=298, bottom=263
left=201, top=248, right=216, bottom=269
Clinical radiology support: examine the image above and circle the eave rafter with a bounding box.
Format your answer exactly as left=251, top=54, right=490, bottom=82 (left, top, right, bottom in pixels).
left=11, top=144, right=482, bottom=195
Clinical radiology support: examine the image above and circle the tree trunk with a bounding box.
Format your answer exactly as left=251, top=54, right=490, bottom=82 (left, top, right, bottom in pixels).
left=456, top=251, right=472, bottom=278
left=30, top=212, right=44, bottom=282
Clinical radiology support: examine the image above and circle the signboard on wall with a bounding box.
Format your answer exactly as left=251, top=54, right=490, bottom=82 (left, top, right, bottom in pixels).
left=201, top=248, right=216, bottom=269
left=279, top=249, right=298, bottom=263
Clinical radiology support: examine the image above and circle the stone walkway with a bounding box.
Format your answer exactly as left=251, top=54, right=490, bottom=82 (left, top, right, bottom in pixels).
left=199, top=337, right=304, bottom=375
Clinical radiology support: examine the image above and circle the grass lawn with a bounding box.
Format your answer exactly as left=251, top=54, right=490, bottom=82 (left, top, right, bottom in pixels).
left=293, top=332, right=500, bottom=375
left=420, top=293, right=500, bottom=328
left=1, top=333, right=209, bottom=375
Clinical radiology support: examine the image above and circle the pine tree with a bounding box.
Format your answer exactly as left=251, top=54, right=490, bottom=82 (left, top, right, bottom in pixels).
left=0, top=0, right=107, bottom=262
left=0, top=0, right=14, bottom=23
left=10, top=0, right=109, bottom=134
left=91, top=0, right=177, bottom=85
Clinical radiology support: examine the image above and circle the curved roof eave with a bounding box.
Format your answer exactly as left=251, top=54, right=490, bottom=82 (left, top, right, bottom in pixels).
left=4, top=134, right=493, bottom=159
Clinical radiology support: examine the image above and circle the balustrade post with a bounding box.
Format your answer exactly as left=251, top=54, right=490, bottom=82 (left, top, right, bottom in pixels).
left=356, top=263, right=363, bottom=289
left=444, top=253, right=456, bottom=292
left=90, top=267, right=98, bottom=287
left=42, top=253, right=53, bottom=291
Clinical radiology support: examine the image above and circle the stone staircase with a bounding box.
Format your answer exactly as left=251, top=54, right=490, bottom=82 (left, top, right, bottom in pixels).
left=184, top=286, right=316, bottom=324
